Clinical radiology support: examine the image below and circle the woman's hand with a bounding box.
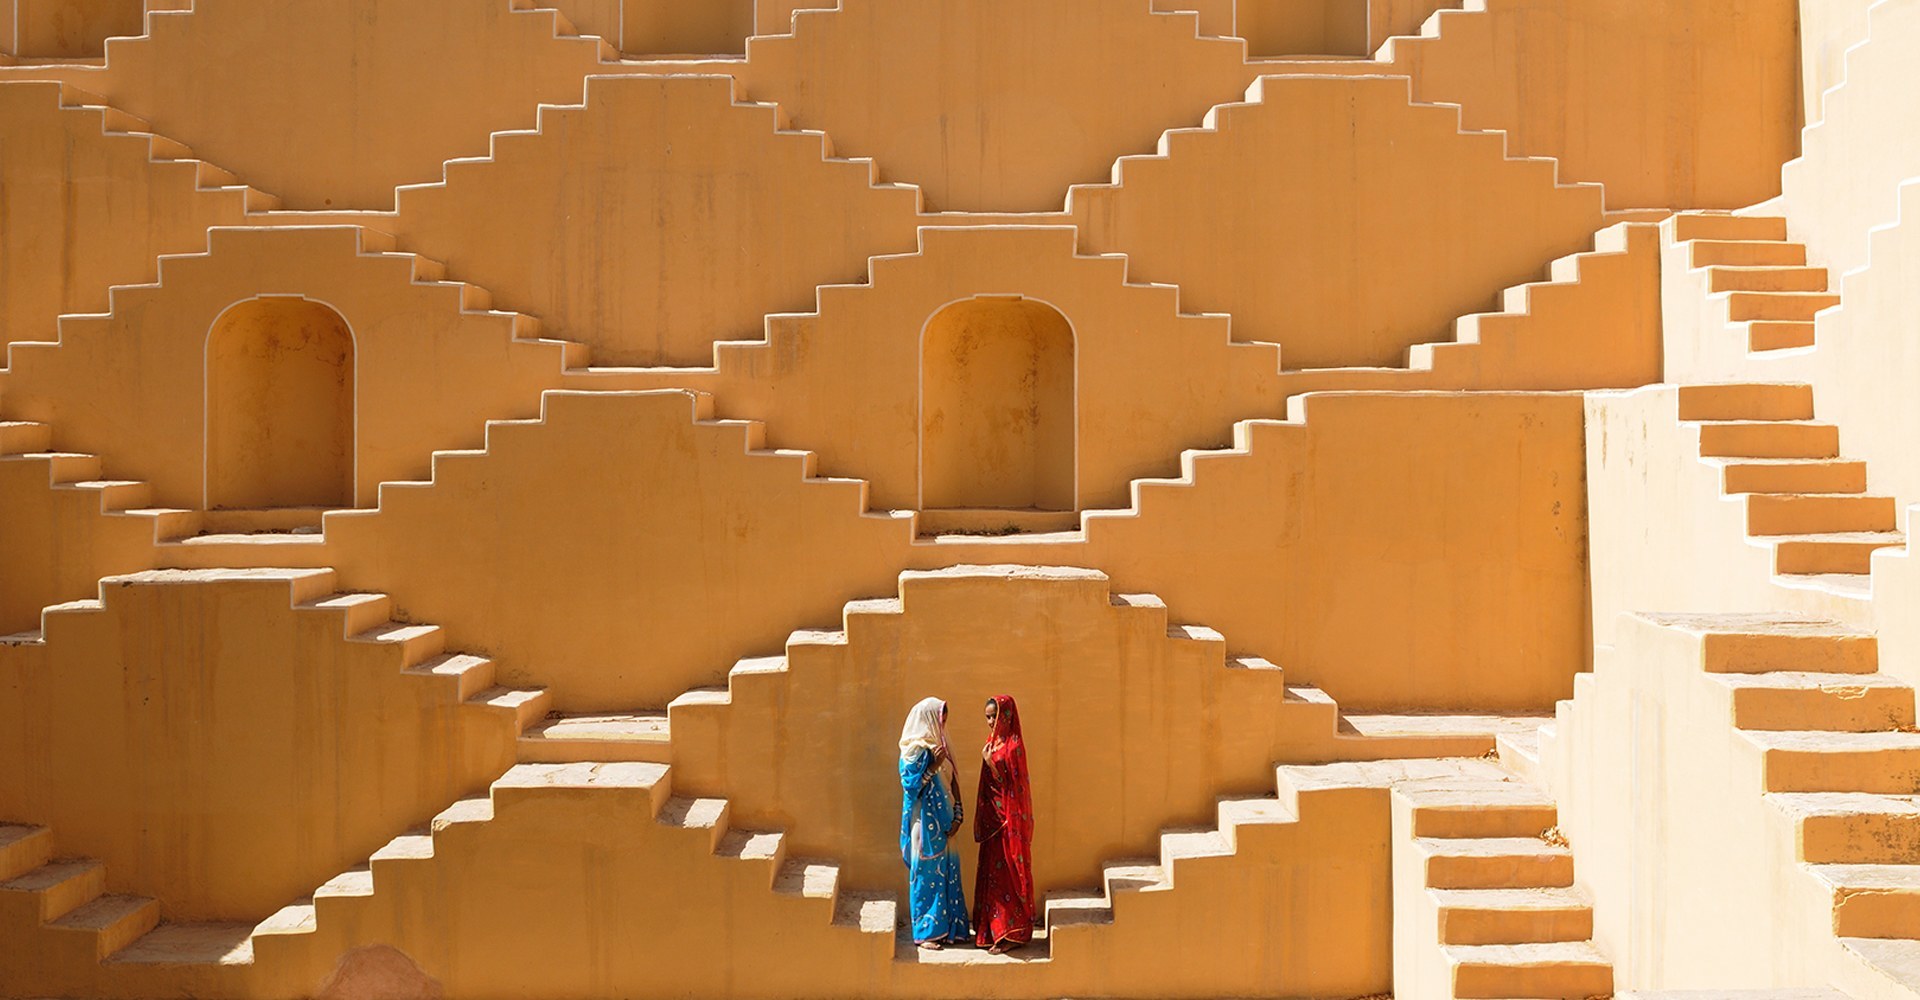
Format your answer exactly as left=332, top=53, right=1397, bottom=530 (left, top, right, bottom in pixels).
left=981, top=741, right=993, bottom=763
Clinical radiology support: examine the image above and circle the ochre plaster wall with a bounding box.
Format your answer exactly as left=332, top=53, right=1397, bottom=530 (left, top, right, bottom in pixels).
left=670, top=566, right=1361, bottom=897
left=4, top=0, right=142, bottom=57
left=1218, top=2, right=1800, bottom=206
left=0, top=570, right=520, bottom=921
left=0, top=220, right=1657, bottom=646
left=3, top=390, right=1591, bottom=711
left=621, top=0, right=753, bottom=53
left=0, top=81, right=250, bottom=349
left=1069, top=74, right=1606, bottom=369
left=579, top=226, right=1284, bottom=510
left=227, top=762, right=1388, bottom=1000
left=735, top=0, right=1258, bottom=212
left=391, top=74, right=923, bottom=366
left=279, top=390, right=1583, bottom=713
left=1375, top=0, right=1802, bottom=210
left=0, top=227, right=575, bottom=509
left=0, top=0, right=623, bottom=209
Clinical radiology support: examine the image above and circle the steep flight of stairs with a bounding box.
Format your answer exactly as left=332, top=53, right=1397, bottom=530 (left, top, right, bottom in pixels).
left=1670, top=213, right=1840, bottom=353
left=0, top=571, right=552, bottom=967
left=1673, top=616, right=1920, bottom=992
left=1676, top=383, right=1904, bottom=593
left=1395, top=775, right=1613, bottom=998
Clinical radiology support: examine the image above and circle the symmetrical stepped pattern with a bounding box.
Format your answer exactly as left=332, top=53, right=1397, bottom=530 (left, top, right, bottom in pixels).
left=0, top=224, right=590, bottom=539
left=1672, top=213, right=1840, bottom=353
left=1677, top=383, right=1905, bottom=589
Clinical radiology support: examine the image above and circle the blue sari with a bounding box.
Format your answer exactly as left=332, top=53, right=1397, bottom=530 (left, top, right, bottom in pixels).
left=899, top=747, right=970, bottom=943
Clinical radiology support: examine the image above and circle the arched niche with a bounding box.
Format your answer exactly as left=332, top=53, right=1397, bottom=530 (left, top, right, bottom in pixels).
left=204, top=295, right=355, bottom=510
left=919, top=295, right=1076, bottom=512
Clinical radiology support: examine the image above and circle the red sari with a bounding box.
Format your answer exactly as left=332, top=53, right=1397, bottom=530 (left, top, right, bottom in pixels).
left=973, top=694, right=1035, bottom=948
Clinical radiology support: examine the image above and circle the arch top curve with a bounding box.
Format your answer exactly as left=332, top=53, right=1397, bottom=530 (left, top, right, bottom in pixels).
left=204, top=295, right=357, bottom=511
left=918, top=294, right=1077, bottom=513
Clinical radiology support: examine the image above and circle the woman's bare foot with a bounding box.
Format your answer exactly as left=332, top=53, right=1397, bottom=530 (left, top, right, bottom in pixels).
left=918, top=940, right=944, bottom=951
left=987, top=941, right=1014, bottom=955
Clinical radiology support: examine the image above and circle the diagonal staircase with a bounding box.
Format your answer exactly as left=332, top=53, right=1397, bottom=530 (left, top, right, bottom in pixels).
left=1675, top=383, right=1904, bottom=594
left=1394, top=774, right=1613, bottom=998
left=1669, top=213, right=1840, bottom=354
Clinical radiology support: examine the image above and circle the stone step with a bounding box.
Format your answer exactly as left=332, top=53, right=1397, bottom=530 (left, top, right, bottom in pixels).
left=6, top=452, right=104, bottom=481
left=1807, top=864, right=1920, bottom=938
left=1713, top=672, right=1914, bottom=732
left=1725, top=291, right=1843, bottom=323
left=1405, top=791, right=1559, bottom=840
left=1770, top=793, right=1920, bottom=864
left=108, top=921, right=255, bottom=965
left=1696, top=421, right=1839, bottom=460
left=1444, top=940, right=1612, bottom=998
left=402, top=653, right=497, bottom=701
left=1717, top=459, right=1867, bottom=496
left=1417, top=837, right=1575, bottom=890
left=1688, top=239, right=1809, bottom=267
left=518, top=712, right=670, bottom=763
left=1840, top=938, right=1920, bottom=995
left=1673, top=214, right=1788, bottom=242
left=0, top=859, right=106, bottom=923
left=0, top=421, right=53, bottom=453
left=1676, top=383, right=1814, bottom=422
left=1770, top=533, right=1905, bottom=576
left=48, top=894, right=161, bottom=958
left=1686, top=618, right=1878, bottom=675
left=771, top=859, right=838, bottom=900
left=1706, top=266, right=1829, bottom=293
left=1431, top=887, right=1593, bottom=945
left=1749, top=320, right=1817, bottom=352
left=1746, top=494, right=1897, bottom=536
left=0, top=826, right=53, bottom=881
left=1743, top=730, right=1920, bottom=794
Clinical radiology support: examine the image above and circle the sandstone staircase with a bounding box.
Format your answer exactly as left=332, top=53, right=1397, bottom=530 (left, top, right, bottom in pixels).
left=252, top=756, right=1525, bottom=975
left=1670, top=213, right=1839, bottom=353
left=0, top=225, right=588, bottom=547
left=1394, top=775, right=1613, bottom=998
left=1073, top=70, right=1603, bottom=238
left=1666, top=616, right=1920, bottom=993
left=0, top=570, right=552, bottom=967
left=1676, top=383, right=1903, bottom=592
left=45, top=81, right=281, bottom=212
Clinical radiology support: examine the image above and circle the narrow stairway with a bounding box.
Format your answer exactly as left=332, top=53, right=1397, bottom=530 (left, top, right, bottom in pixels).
left=1677, top=383, right=1904, bottom=595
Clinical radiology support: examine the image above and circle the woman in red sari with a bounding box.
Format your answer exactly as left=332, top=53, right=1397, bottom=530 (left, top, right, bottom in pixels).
left=972, top=694, right=1035, bottom=953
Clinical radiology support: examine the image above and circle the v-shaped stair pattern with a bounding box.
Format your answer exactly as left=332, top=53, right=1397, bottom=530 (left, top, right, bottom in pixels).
left=0, top=224, right=590, bottom=547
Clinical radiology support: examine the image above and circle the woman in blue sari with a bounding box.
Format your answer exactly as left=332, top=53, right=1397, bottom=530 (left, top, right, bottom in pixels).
left=898, top=697, right=971, bottom=949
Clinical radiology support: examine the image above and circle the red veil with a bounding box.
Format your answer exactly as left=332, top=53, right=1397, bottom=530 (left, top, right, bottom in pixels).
left=972, top=694, right=1035, bottom=947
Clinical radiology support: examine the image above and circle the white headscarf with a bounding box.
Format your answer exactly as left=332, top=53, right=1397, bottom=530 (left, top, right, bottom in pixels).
left=899, top=697, right=950, bottom=763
